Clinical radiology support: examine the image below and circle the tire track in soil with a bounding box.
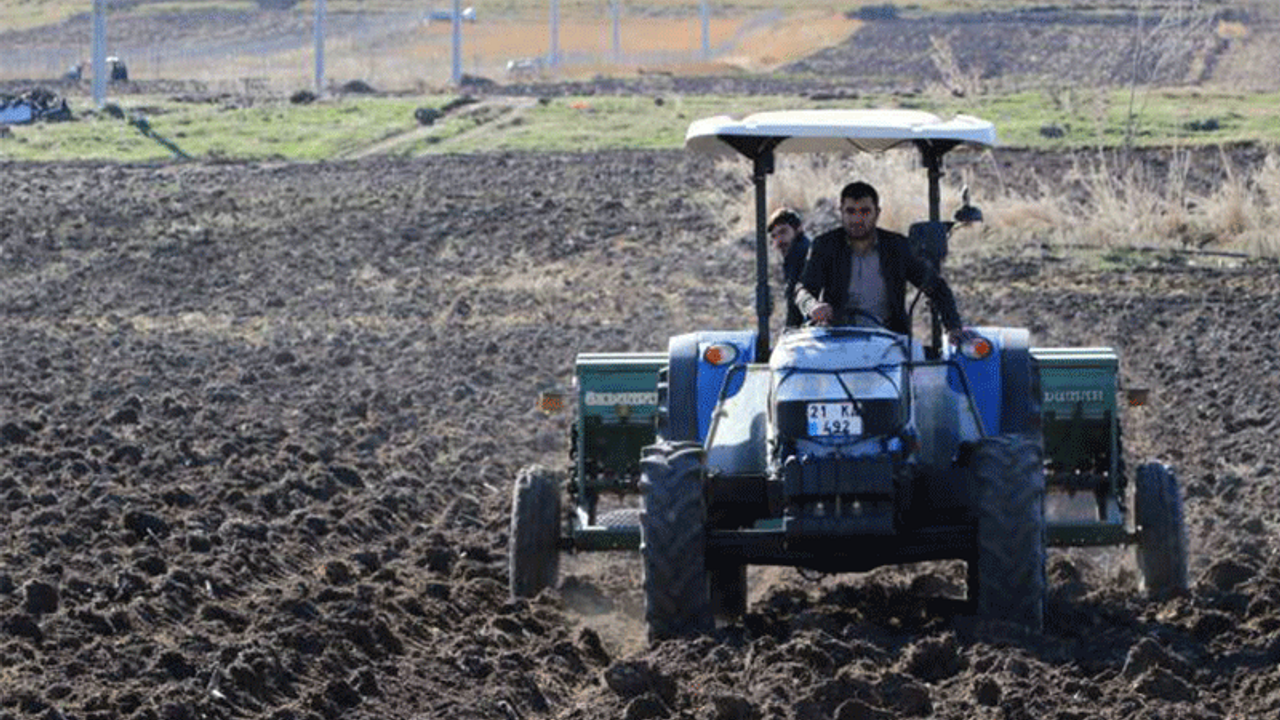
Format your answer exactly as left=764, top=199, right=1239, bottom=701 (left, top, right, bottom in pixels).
left=339, top=97, right=538, bottom=159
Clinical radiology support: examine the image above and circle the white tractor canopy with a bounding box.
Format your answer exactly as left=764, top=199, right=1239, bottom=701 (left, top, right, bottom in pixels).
left=686, top=108, right=997, bottom=363
left=684, top=109, right=996, bottom=156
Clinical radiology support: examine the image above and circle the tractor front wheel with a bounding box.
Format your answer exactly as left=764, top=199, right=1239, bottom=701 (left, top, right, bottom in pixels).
left=969, top=434, right=1047, bottom=631
left=509, top=465, right=561, bottom=599
left=641, top=441, right=713, bottom=640
left=1135, top=462, right=1188, bottom=599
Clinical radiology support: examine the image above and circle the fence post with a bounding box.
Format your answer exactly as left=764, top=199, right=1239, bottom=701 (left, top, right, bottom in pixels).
left=314, top=0, right=327, bottom=94
left=92, top=0, right=107, bottom=106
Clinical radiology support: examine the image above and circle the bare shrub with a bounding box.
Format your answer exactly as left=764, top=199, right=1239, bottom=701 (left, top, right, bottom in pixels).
left=979, top=147, right=1280, bottom=258
left=710, top=143, right=1280, bottom=262
left=927, top=34, right=983, bottom=98
left=1239, top=152, right=1280, bottom=256
left=716, top=149, right=977, bottom=249
left=1124, top=0, right=1219, bottom=147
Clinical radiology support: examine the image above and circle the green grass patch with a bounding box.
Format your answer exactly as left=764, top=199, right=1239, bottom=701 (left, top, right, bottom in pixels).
left=423, top=94, right=844, bottom=154
left=934, top=88, right=1280, bottom=150
left=1, top=96, right=451, bottom=161
left=5, top=88, right=1280, bottom=162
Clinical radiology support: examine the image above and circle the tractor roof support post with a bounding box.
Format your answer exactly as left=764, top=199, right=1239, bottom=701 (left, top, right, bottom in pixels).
left=714, top=135, right=781, bottom=363
left=924, top=149, right=943, bottom=223
left=916, top=139, right=960, bottom=224
left=752, top=152, right=775, bottom=363
left=919, top=142, right=951, bottom=357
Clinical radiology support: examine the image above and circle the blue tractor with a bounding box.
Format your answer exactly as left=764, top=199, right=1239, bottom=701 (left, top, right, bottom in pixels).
left=509, top=109, right=1188, bottom=640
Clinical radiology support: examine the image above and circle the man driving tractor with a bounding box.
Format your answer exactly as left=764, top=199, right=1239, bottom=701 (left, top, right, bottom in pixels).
left=795, top=180, right=970, bottom=345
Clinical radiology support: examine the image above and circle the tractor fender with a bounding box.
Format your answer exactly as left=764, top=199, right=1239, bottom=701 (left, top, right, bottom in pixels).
left=664, top=331, right=757, bottom=442
left=954, top=327, right=1036, bottom=437
left=996, top=328, right=1038, bottom=435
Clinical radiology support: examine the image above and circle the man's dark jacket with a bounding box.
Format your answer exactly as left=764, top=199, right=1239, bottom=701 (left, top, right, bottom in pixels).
left=781, top=233, right=810, bottom=328
left=794, top=226, right=962, bottom=335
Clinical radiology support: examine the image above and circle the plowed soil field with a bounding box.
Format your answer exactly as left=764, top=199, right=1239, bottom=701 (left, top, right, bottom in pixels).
left=2, top=146, right=1279, bottom=720
left=4, top=5, right=1280, bottom=720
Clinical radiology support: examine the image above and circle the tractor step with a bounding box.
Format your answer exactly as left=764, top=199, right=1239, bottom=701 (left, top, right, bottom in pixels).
left=567, top=508, right=643, bottom=551
left=597, top=508, right=643, bottom=528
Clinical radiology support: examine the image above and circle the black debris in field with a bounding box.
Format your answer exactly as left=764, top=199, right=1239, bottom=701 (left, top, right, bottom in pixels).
left=0, top=87, right=72, bottom=124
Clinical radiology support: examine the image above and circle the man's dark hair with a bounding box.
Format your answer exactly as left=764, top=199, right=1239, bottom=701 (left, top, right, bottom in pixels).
left=767, top=207, right=803, bottom=232
left=840, top=181, right=879, bottom=207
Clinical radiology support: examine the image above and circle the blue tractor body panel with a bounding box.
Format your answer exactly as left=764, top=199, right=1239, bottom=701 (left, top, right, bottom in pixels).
left=953, top=338, right=1000, bottom=437
left=666, top=330, right=758, bottom=442
left=953, top=326, right=1037, bottom=438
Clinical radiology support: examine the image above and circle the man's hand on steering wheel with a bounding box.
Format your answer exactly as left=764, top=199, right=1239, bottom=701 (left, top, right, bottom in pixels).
left=808, top=303, right=834, bottom=326
left=807, top=305, right=887, bottom=329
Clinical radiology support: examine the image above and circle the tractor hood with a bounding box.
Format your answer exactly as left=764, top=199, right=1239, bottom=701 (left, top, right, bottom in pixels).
left=684, top=109, right=996, bottom=156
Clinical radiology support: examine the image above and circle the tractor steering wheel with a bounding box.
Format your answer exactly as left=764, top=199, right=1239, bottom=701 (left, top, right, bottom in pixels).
left=844, top=309, right=888, bottom=329
left=803, top=307, right=887, bottom=330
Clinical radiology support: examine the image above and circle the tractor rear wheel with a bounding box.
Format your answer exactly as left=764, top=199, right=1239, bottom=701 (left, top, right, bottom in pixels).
left=1135, top=462, right=1188, bottom=599
left=641, top=441, right=713, bottom=640
left=969, top=434, right=1046, bottom=631
left=509, top=465, right=561, bottom=599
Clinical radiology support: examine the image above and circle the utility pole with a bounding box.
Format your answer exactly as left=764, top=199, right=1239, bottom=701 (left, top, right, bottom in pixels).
left=699, top=0, right=710, bottom=60
left=451, top=0, right=462, bottom=83
left=314, top=0, right=327, bottom=94
left=92, top=0, right=106, bottom=106
left=610, top=0, right=620, bottom=62
left=549, top=0, right=560, bottom=70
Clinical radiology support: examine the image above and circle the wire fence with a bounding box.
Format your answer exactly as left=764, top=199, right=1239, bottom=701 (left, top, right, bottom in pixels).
left=1, top=2, right=779, bottom=93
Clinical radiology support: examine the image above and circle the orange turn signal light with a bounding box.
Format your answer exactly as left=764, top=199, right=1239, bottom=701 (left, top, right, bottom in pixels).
left=537, top=391, right=566, bottom=414
left=703, top=343, right=739, bottom=366
left=959, top=336, right=993, bottom=361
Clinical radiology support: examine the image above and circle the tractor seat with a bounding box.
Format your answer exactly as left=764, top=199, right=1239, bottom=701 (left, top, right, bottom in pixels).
left=908, top=221, right=949, bottom=271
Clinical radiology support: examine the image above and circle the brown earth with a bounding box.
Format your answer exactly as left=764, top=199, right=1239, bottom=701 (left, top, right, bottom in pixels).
left=4, top=4, right=1280, bottom=720
left=2, top=146, right=1280, bottom=720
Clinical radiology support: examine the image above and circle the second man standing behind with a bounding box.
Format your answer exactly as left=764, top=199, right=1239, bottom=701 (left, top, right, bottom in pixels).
left=768, top=207, right=811, bottom=330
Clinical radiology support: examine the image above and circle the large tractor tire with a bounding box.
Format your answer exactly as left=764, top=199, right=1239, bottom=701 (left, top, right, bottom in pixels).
left=968, top=434, right=1047, bottom=631
left=640, top=441, right=713, bottom=640
left=1134, top=462, right=1188, bottom=599
left=509, top=465, right=561, bottom=599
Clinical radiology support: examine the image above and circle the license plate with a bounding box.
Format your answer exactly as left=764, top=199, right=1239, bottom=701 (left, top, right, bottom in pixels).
left=807, top=402, right=862, bottom=436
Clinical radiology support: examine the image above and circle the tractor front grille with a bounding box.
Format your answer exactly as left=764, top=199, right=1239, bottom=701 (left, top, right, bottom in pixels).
left=782, top=454, right=895, bottom=500
left=781, top=455, right=899, bottom=537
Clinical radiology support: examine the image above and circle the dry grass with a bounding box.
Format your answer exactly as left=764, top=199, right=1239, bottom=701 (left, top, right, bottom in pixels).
left=713, top=144, right=1280, bottom=261
left=1201, top=3, right=1280, bottom=92
left=1036, top=149, right=1280, bottom=258
left=727, top=150, right=978, bottom=239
